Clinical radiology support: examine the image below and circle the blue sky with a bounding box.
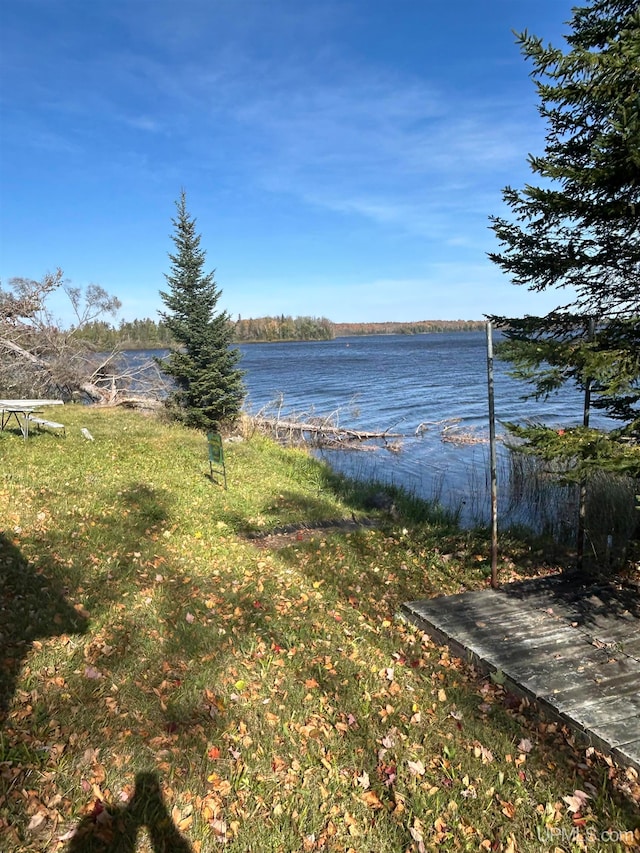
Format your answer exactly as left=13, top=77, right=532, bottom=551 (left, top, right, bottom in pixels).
left=1, top=0, right=576, bottom=326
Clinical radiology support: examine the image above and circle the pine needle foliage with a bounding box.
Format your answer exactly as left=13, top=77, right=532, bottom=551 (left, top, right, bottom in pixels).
left=488, top=0, right=640, bottom=476
left=157, top=191, right=245, bottom=431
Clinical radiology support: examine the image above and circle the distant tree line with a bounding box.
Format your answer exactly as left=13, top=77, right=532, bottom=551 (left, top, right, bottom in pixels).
left=234, top=315, right=334, bottom=342
left=74, top=318, right=175, bottom=350
left=75, top=316, right=485, bottom=349
left=333, top=320, right=486, bottom=336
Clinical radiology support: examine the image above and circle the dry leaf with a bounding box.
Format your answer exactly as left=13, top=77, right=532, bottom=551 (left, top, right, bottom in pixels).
left=57, top=828, right=78, bottom=842
left=361, top=790, right=384, bottom=810
left=409, top=826, right=426, bottom=853
left=27, top=813, right=46, bottom=832
left=501, top=800, right=516, bottom=818
left=210, top=818, right=227, bottom=839
left=473, top=745, right=494, bottom=764
left=563, top=789, right=590, bottom=813
left=517, top=738, right=533, bottom=753
left=356, top=771, right=370, bottom=790
left=84, top=666, right=104, bottom=680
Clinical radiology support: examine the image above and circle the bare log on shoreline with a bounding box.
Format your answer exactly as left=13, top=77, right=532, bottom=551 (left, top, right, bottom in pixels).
left=251, top=414, right=404, bottom=451
left=246, top=399, right=494, bottom=452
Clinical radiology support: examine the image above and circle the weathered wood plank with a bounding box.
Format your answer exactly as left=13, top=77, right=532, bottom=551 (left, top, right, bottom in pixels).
left=547, top=671, right=640, bottom=708
left=617, top=637, right=640, bottom=659
left=558, top=694, right=640, bottom=730
left=401, top=574, right=640, bottom=773
left=590, top=716, right=640, bottom=747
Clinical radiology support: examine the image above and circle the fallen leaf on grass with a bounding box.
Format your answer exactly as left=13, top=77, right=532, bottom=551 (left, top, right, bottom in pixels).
left=500, top=800, right=516, bottom=818
left=27, top=813, right=46, bottom=832
left=361, top=790, right=384, bottom=810
left=356, top=771, right=370, bottom=790
left=504, top=833, right=517, bottom=853
left=84, top=666, right=104, bottom=680
left=563, top=790, right=590, bottom=813
left=473, top=744, right=494, bottom=764
left=378, top=764, right=397, bottom=786
left=409, top=825, right=426, bottom=853
left=434, top=815, right=447, bottom=833
left=171, top=806, right=193, bottom=832
left=210, top=818, right=227, bottom=841
left=57, top=827, right=77, bottom=842
left=207, top=774, right=232, bottom=796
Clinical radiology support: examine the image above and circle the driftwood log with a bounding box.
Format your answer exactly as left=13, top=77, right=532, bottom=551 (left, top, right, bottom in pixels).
left=253, top=416, right=403, bottom=450
left=249, top=405, right=490, bottom=451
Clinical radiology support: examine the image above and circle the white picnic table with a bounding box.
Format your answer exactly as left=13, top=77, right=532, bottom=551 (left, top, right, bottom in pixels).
left=0, top=399, right=64, bottom=439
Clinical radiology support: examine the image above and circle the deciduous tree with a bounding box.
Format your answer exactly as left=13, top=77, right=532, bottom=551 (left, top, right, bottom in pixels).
left=0, top=268, right=123, bottom=401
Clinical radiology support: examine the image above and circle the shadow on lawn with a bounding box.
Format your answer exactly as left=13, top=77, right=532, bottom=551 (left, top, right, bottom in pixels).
left=66, top=771, right=193, bottom=853
left=0, top=532, right=88, bottom=720
left=0, top=488, right=193, bottom=849
left=0, top=533, right=88, bottom=845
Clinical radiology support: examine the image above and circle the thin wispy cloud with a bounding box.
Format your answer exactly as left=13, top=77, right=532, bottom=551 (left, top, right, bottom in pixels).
left=0, top=0, right=575, bottom=323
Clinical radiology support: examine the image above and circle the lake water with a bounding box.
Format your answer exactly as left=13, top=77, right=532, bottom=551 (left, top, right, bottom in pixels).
left=127, top=332, right=608, bottom=528
left=238, top=331, right=608, bottom=527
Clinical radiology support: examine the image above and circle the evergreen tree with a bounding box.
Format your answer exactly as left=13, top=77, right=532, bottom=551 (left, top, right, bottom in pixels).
left=488, top=0, right=640, bottom=476
left=157, top=192, right=245, bottom=431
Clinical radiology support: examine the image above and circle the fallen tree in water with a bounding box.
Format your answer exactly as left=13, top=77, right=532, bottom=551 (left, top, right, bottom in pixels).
left=247, top=397, right=404, bottom=451
left=245, top=394, right=501, bottom=453
left=253, top=415, right=404, bottom=450
left=246, top=398, right=494, bottom=451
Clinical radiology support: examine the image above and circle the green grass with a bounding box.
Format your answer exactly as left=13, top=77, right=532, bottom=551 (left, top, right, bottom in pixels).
left=0, top=406, right=638, bottom=852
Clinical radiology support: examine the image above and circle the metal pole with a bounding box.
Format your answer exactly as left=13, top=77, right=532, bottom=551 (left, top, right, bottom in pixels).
left=576, top=316, right=595, bottom=571
left=486, top=322, right=499, bottom=588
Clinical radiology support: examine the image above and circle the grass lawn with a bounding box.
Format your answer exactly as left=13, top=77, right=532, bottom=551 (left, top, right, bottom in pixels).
left=1, top=406, right=638, bottom=852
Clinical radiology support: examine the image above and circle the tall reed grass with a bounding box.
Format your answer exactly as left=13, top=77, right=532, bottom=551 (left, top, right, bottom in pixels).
left=504, top=448, right=638, bottom=573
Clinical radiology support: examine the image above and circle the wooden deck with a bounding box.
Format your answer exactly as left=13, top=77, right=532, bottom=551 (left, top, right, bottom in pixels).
left=401, top=573, right=640, bottom=772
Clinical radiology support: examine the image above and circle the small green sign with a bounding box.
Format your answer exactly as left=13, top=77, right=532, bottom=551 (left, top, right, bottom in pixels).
left=207, top=432, right=227, bottom=488
left=208, top=432, right=223, bottom=464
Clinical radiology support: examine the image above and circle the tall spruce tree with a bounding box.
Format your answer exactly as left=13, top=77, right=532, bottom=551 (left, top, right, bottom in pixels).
left=157, top=192, right=245, bottom=431
left=488, top=0, right=640, bottom=476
